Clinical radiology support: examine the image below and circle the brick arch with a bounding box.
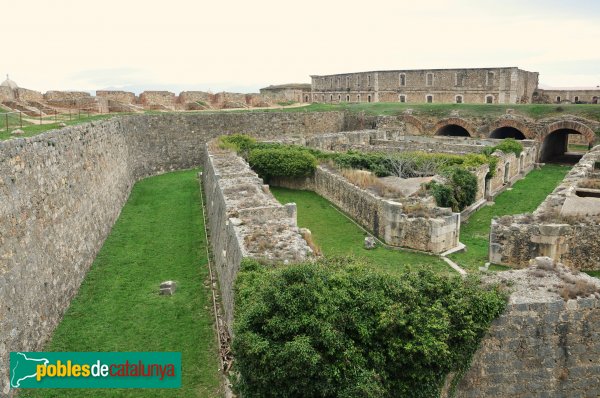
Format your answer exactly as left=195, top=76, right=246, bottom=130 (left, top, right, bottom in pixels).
left=401, top=114, right=425, bottom=134
left=488, top=119, right=536, bottom=139
left=544, top=120, right=595, bottom=144
left=433, top=117, right=475, bottom=137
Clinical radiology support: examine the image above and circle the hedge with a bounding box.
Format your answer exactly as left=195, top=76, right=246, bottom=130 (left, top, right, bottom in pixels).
left=234, top=257, right=507, bottom=398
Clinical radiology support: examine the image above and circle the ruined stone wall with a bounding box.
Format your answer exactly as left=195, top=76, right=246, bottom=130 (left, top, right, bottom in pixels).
left=453, top=266, right=600, bottom=397
left=96, top=90, right=136, bottom=104
left=305, top=131, right=537, bottom=201
left=15, top=88, right=43, bottom=102
left=178, top=91, right=212, bottom=105
left=202, top=145, right=311, bottom=333
left=0, top=111, right=345, bottom=395
left=271, top=166, right=460, bottom=253
left=139, top=91, right=177, bottom=109
left=490, top=148, right=600, bottom=270
left=43, top=91, right=92, bottom=101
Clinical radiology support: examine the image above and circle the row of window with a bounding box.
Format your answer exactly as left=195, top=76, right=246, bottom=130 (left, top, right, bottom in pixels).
left=307, top=94, right=495, bottom=104
left=319, top=71, right=496, bottom=89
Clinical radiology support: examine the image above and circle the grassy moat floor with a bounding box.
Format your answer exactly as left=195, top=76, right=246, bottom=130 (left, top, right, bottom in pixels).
left=20, top=170, right=221, bottom=398
left=272, top=164, right=572, bottom=275
left=270, top=187, right=455, bottom=275
left=450, top=164, right=571, bottom=272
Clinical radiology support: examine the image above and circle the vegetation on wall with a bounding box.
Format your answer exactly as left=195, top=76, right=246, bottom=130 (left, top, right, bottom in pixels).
left=248, top=147, right=317, bottom=180
left=234, top=257, right=507, bottom=398
left=484, top=138, right=523, bottom=157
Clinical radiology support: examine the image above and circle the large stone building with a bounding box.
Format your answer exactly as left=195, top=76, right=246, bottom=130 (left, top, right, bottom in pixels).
left=310, top=67, right=539, bottom=104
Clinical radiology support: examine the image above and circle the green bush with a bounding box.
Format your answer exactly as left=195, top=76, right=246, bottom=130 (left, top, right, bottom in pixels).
left=333, top=151, right=394, bottom=177
left=449, top=167, right=478, bottom=211
left=483, top=138, right=523, bottom=157
left=428, top=181, right=457, bottom=210
left=248, top=147, right=317, bottom=180
left=234, top=257, right=506, bottom=398
left=219, top=134, right=257, bottom=154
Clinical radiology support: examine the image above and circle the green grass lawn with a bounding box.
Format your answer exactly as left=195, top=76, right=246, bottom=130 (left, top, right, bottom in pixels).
left=449, top=164, right=571, bottom=272
left=251, top=102, right=600, bottom=121
left=585, top=271, right=600, bottom=279
left=270, top=187, right=454, bottom=275
left=20, top=170, right=221, bottom=398
left=0, top=112, right=133, bottom=141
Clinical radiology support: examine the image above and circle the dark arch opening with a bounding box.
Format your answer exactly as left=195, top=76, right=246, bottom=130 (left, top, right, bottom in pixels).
left=540, top=129, right=586, bottom=164
left=436, top=124, right=470, bottom=137
left=490, top=127, right=526, bottom=140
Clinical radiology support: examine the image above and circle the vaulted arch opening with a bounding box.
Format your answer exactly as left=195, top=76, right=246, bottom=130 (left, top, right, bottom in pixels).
left=540, top=129, right=585, bottom=164
left=490, top=127, right=526, bottom=140
left=436, top=124, right=471, bottom=137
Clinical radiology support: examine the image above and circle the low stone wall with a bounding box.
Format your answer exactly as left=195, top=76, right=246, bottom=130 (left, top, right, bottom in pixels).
left=453, top=263, right=600, bottom=397
left=305, top=131, right=538, bottom=201
left=490, top=147, right=600, bottom=269
left=202, top=144, right=311, bottom=333
left=271, top=166, right=460, bottom=253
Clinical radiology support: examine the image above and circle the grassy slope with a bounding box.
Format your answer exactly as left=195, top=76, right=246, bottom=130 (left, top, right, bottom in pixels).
left=449, top=164, right=570, bottom=272
left=20, top=170, right=221, bottom=398
left=0, top=113, right=132, bottom=141
left=270, top=187, right=454, bottom=275
left=251, top=102, right=600, bottom=121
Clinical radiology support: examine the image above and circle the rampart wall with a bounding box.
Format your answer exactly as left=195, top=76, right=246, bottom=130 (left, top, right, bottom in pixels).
left=453, top=262, right=600, bottom=397
left=0, top=111, right=345, bottom=395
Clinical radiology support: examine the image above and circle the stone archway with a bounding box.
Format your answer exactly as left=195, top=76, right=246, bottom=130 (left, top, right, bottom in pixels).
left=488, top=119, right=535, bottom=140
left=401, top=114, right=425, bottom=135
left=434, top=118, right=475, bottom=137
left=539, top=121, right=595, bottom=163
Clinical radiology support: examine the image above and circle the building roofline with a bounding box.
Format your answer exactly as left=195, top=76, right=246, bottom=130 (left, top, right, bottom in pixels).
left=310, top=67, right=537, bottom=78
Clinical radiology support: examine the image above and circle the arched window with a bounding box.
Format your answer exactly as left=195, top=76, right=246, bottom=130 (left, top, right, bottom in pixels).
left=368, top=95, right=372, bottom=103
left=330, top=95, right=333, bottom=102
left=485, top=95, right=493, bottom=104
left=338, top=95, right=341, bottom=102
left=346, top=95, right=350, bottom=102
left=574, top=96, right=579, bottom=103
left=357, top=94, right=361, bottom=102
left=399, top=73, right=406, bottom=86
left=556, top=96, right=561, bottom=103
left=455, top=95, right=463, bottom=104
left=486, top=71, right=495, bottom=85
left=367, top=75, right=371, bottom=86
left=426, top=95, right=433, bottom=103
left=305, top=95, right=309, bottom=102
left=399, top=95, right=406, bottom=103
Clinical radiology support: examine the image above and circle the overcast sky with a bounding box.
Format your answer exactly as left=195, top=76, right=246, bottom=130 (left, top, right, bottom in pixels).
left=3, top=0, right=600, bottom=94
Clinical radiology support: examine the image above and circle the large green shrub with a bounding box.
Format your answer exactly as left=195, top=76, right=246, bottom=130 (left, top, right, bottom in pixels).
left=234, top=258, right=506, bottom=398
left=483, top=138, right=523, bottom=157
left=248, top=147, right=317, bottom=180
left=449, top=167, right=478, bottom=211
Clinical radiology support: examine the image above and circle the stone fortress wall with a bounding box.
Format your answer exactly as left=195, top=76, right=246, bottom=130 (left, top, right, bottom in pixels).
left=0, top=111, right=345, bottom=396
left=311, top=67, right=540, bottom=104
left=2, top=110, right=600, bottom=396
left=452, top=259, right=600, bottom=397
